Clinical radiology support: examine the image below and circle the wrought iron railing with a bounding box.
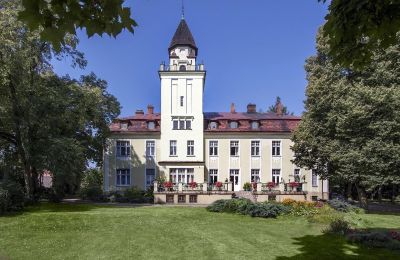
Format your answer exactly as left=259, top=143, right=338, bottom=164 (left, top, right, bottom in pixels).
left=159, top=64, right=205, bottom=72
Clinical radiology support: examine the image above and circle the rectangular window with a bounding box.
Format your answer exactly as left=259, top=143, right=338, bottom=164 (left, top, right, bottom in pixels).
left=209, top=169, right=218, bottom=184
left=251, top=141, right=260, bottom=156
left=170, top=140, right=177, bottom=156
left=272, top=140, right=281, bottom=156
left=179, top=120, right=185, bottom=130
left=116, top=141, right=130, bottom=157
left=178, top=195, right=186, bottom=203
left=166, top=194, right=174, bottom=203
left=209, top=141, right=218, bottom=156
left=229, top=169, right=239, bottom=186
left=186, top=120, right=191, bottom=129
left=145, top=169, right=155, bottom=189
left=189, top=195, right=197, bottom=203
left=187, top=140, right=194, bottom=156
left=312, top=170, right=318, bottom=187
left=251, top=169, right=260, bottom=183
left=116, top=169, right=130, bottom=186
left=230, top=141, right=239, bottom=156
left=173, top=120, right=178, bottom=130
left=170, top=168, right=194, bottom=183
left=294, top=169, right=300, bottom=182
left=180, top=96, right=184, bottom=106
left=272, top=169, right=281, bottom=185
left=146, top=140, right=155, bottom=157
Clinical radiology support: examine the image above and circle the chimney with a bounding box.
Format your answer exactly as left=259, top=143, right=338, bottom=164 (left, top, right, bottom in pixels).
left=147, top=104, right=154, bottom=114
left=276, top=100, right=283, bottom=116
left=230, top=103, right=236, bottom=113
left=135, top=109, right=144, bottom=115
left=247, top=103, right=256, bottom=113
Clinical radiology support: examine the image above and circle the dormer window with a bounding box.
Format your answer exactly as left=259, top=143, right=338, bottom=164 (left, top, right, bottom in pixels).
left=229, top=121, right=238, bottom=129
left=251, top=121, right=259, bottom=129
left=121, top=123, right=128, bottom=130
left=148, top=121, right=155, bottom=130
left=209, top=122, right=218, bottom=129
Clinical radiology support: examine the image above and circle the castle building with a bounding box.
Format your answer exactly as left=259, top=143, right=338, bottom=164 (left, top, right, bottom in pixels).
left=103, top=17, right=328, bottom=204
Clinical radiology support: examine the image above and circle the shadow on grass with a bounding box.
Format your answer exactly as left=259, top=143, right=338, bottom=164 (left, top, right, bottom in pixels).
left=276, top=233, right=399, bottom=260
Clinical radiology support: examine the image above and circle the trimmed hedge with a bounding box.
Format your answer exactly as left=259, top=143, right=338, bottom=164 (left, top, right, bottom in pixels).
left=327, top=199, right=363, bottom=213
left=206, top=199, right=290, bottom=218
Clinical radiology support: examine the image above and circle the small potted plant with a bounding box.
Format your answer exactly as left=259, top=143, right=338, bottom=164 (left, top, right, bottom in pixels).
left=215, top=181, right=223, bottom=191
left=243, top=182, right=251, bottom=191
left=267, top=182, right=275, bottom=191
left=189, top=181, right=198, bottom=190
left=164, top=181, right=173, bottom=191
left=252, top=182, right=257, bottom=192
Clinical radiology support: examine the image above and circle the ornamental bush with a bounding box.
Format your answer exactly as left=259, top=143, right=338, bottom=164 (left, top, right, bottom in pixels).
left=243, top=182, right=252, bottom=191
left=246, top=202, right=291, bottom=218
left=323, top=218, right=352, bottom=235
left=327, top=199, right=364, bottom=213
left=0, top=180, right=25, bottom=214
left=123, top=186, right=146, bottom=203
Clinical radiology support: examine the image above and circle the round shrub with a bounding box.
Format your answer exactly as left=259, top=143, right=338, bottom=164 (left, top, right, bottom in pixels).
left=327, top=199, right=363, bottom=213
left=323, top=218, right=351, bottom=235
left=246, top=203, right=291, bottom=218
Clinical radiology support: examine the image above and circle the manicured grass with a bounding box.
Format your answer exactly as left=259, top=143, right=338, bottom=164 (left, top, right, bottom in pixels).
left=0, top=203, right=399, bottom=259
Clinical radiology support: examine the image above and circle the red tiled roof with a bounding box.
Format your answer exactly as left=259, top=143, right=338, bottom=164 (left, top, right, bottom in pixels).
left=110, top=112, right=300, bottom=133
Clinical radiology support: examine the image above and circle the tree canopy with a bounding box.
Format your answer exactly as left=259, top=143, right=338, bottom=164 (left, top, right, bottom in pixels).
left=16, top=0, right=137, bottom=51
left=320, top=0, right=400, bottom=69
left=291, top=28, right=400, bottom=208
left=0, top=0, right=120, bottom=200
left=267, top=97, right=294, bottom=115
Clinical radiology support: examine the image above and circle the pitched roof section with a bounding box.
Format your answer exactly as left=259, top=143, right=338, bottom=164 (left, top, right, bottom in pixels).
left=168, top=19, right=198, bottom=55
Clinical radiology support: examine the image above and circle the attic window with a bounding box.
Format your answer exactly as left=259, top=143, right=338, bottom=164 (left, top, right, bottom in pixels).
left=121, top=123, right=128, bottom=130
left=209, top=122, right=218, bottom=129
left=148, top=121, right=155, bottom=130
left=179, top=65, right=186, bottom=71
left=229, top=121, right=238, bottom=129
left=251, top=121, right=259, bottom=129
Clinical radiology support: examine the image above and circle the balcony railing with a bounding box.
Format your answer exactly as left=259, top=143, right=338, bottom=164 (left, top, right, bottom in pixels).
left=154, top=182, right=232, bottom=193
left=159, top=64, right=205, bottom=72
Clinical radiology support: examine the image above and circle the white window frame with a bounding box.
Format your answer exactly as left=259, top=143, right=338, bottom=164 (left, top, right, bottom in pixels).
left=148, top=121, right=155, bottom=130
left=229, top=121, right=238, bottom=129
left=312, top=170, right=318, bottom=187
left=230, top=140, right=239, bottom=157
left=145, top=168, right=155, bottom=189
left=187, top=140, right=194, bottom=156
left=251, top=169, right=260, bottom=183
left=180, top=96, right=184, bottom=106
left=272, top=140, right=281, bottom=156
left=146, top=140, right=155, bottom=157
left=251, top=121, right=259, bottom=129
left=251, top=140, right=260, bottom=156
left=116, top=140, right=130, bottom=157
left=294, top=169, right=301, bottom=182
left=170, top=168, right=194, bottom=183
left=170, top=140, right=177, bottom=156
left=209, top=140, right=218, bottom=156
left=116, top=169, right=131, bottom=186
left=209, top=169, right=218, bottom=184
left=272, top=169, right=281, bottom=185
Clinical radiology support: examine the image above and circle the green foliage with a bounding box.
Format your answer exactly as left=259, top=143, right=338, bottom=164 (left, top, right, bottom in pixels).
left=327, top=199, right=364, bottom=213
left=17, top=0, right=138, bottom=51
left=319, top=0, right=400, bottom=69
left=206, top=199, right=290, bottom=218
left=292, top=29, right=400, bottom=208
left=267, top=96, right=294, bottom=115
left=323, top=218, right=352, bottom=235
left=123, top=186, right=146, bottom=203
left=0, top=180, right=25, bottom=214
left=243, top=182, right=252, bottom=191
left=0, top=2, right=120, bottom=201
left=347, top=231, right=400, bottom=251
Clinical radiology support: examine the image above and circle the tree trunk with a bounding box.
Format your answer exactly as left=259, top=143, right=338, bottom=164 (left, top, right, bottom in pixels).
left=377, top=186, right=383, bottom=202
left=346, top=182, right=353, bottom=201
left=8, top=77, right=33, bottom=199
left=355, top=183, right=368, bottom=209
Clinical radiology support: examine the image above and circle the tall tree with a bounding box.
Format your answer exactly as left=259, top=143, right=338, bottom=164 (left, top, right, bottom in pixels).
left=0, top=0, right=120, bottom=200
left=320, top=0, right=400, bottom=69
left=291, top=29, right=400, bottom=208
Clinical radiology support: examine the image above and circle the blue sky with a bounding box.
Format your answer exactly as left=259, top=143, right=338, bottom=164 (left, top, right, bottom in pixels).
left=52, top=0, right=328, bottom=117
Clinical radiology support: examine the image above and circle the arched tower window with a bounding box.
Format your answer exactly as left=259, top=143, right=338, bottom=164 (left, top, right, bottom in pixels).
left=179, top=65, right=186, bottom=71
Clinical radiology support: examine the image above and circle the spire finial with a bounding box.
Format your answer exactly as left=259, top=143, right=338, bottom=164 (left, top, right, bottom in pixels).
left=181, top=0, right=185, bottom=19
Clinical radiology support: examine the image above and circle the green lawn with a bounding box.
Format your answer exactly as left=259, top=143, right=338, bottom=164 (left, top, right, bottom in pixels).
left=0, top=203, right=399, bottom=260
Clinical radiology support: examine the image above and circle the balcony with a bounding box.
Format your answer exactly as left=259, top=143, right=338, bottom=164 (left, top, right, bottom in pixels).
left=154, top=181, right=233, bottom=194
left=159, top=63, right=205, bottom=72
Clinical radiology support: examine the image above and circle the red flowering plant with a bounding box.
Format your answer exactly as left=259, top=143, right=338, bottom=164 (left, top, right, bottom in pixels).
left=215, top=181, right=223, bottom=188
left=252, top=182, right=257, bottom=191
left=164, top=181, right=173, bottom=189
left=267, top=182, right=276, bottom=189
left=288, top=182, right=300, bottom=189
left=189, top=181, right=198, bottom=189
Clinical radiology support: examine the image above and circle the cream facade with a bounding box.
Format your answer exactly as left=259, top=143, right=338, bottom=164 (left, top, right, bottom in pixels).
left=103, top=17, right=328, bottom=204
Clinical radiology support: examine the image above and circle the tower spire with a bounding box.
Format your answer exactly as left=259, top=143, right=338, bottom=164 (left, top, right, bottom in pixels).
left=181, top=0, right=185, bottom=20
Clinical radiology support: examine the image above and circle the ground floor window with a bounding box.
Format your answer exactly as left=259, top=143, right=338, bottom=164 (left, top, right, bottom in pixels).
left=146, top=169, right=155, bottom=189
left=166, top=194, right=174, bottom=203
left=311, top=196, right=318, bottom=201
left=116, top=169, right=130, bottom=186
left=169, top=168, right=194, bottom=183
left=268, top=195, right=276, bottom=201
left=209, top=169, right=218, bottom=183
left=178, top=195, right=186, bottom=203
left=272, top=169, right=280, bottom=185
left=230, top=169, right=239, bottom=186
left=251, top=169, right=260, bottom=183
left=189, top=195, right=197, bottom=203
